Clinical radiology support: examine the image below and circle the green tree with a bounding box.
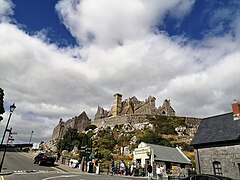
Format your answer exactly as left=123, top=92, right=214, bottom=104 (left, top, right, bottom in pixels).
left=137, top=129, right=172, bottom=147
left=0, top=88, right=4, bottom=121
left=57, top=128, right=82, bottom=152
left=147, top=115, right=186, bottom=135
left=93, top=128, right=116, bottom=160
left=84, top=124, right=97, bottom=131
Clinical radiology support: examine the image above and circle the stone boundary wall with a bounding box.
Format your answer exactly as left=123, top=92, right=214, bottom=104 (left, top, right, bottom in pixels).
left=91, top=114, right=148, bottom=128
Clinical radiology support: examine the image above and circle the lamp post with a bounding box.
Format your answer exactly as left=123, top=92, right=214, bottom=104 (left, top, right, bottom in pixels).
left=0, top=127, right=15, bottom=172
left=0, top=103, right=16, bottom=173
left=29, top=130, right=34, bottom=144
left=0, top=103, right=16, bottom=149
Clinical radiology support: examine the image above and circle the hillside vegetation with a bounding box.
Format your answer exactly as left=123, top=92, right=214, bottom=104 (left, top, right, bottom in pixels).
left=56, top=115, right=195, bottom=167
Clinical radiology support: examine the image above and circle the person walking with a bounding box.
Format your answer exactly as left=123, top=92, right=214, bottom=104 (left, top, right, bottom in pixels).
left=111, top=159, right=115, bottom=175
left=157, top=164, right=165, bottom=180
left=120, top=160, right=126, bottom=175
left=156, top=164, right=162, bottom=180
left=147, top=162, right=153, bottom=180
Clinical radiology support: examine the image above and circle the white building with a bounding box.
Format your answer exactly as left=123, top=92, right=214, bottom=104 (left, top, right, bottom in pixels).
left=133, top=142, right=192, bottom=177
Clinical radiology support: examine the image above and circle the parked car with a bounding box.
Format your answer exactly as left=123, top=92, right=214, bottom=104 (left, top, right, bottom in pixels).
left=34, top=152, right=56, bottom=166
left=182, top=174, right=233, bottom=180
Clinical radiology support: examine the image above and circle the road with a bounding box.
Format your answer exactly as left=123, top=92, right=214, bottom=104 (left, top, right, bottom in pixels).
left=0, top=151, right=147, bottom=180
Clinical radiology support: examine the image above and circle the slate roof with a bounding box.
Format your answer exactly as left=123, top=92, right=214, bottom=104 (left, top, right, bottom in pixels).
left=146, top=143, right=191, bottom=164
left=191, top=112, right=240, bottom=146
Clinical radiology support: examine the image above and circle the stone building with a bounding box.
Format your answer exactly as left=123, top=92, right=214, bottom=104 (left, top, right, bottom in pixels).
left=91, top=93, right=201, bottom=138
left=52, top=111, right=90, bottom=140
left=92, top=93, right=175, bottom=128
left=191, top=100, right=240, bottom=179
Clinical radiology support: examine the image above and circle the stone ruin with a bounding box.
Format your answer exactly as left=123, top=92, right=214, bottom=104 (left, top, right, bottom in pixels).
left=92, top=93, right=176, bottom=128
left=94, top=93, right=175, bottom=120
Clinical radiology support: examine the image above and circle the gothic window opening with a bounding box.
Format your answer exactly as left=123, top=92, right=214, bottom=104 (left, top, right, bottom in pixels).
left=213, top=161, right=222, bottom=176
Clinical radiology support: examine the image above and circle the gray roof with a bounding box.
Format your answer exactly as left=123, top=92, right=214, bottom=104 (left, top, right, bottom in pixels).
left=191, top=112, right=240, bottom=146
left=146, top=143, right=191, bottom=164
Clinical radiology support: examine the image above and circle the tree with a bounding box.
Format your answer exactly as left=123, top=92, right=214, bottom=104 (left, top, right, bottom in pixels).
left=0, top=88, right=4, bottom=121
left=93, top=128, right=116, bottom=160
left=137, top=129, right=172, bottom=147
left=147, top=115, right=186, bottom=135
left=84, top=124, right=97, bottom=131
left=57, top=128, right=82, bottom=152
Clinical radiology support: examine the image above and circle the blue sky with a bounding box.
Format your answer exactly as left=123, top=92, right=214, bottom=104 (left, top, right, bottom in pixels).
left=12, top=0, right=76, bottom=47
left=11, top=0, right=240, bottom=45
left=1, top=0, right=240, bottom=142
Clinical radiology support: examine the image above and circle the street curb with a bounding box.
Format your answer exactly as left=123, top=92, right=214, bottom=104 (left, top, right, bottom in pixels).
left=0, top=171, right=13, bottom=176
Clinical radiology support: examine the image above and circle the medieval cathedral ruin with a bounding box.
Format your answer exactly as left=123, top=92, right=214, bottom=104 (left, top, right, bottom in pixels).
left=52, top=93, right=199, bottom=140
left=91, top=93, right=176, bottom=128
left=95, top=93, right=175, bottom=119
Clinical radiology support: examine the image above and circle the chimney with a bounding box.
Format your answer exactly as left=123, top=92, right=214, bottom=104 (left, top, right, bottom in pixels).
left=231, top=99, right=240, bottom=120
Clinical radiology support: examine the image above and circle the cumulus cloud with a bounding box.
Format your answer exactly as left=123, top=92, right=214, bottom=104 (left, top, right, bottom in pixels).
left=1, top=0, right=240, bottom=142
left=55, top=0, right=194, bottom=47
left=0, top=0, right=14, bottom=22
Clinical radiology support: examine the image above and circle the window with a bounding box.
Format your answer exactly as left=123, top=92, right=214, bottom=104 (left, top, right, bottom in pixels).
left=213, top=161, right=222, bottom=176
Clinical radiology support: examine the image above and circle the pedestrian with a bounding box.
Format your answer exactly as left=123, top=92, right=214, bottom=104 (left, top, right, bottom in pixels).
left=120, top=160, right=126, bottom=175
left=147, top=162, right=153, bottom=180
left=130, top=163, right=134, bottom=176
left=157, top=164, right=165, bottom=180
left=95, top=160, right=100, bottom=174
left=56, top=152, right=61, bottom=163
left=156, top=164, right=161, bottom=180
left=111, top=159, right=115, bottom=175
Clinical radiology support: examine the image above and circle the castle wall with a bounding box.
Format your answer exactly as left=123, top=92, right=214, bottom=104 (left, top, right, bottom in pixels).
left=52, top=120, right=64, bottom=140
left=74, top=116, right=91, bottom=132
left=52, top=125, right=60, bottom=140
left=91, top=114, right=148, bottom=128
left=52, top=112, right=90, bottom=140
left=134, top=98, right=156, bottom=115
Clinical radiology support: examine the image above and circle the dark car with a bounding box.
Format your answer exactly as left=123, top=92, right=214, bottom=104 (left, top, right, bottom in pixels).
left=182, top=174, right=233, bottom=180
left=34, top=152, right=56, bottom=166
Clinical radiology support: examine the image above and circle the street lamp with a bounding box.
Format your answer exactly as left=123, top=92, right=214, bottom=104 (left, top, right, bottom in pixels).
left=0, top=103, right=16, bottom=149
left=0, top=127, right=15, bottom=172
left=29, top=130, right=34, bottom=144
left=0, top=103, right=16, bottom=173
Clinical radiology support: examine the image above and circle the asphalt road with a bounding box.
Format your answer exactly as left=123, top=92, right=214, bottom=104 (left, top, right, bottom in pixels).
left=0, top=151, right=146, bottom=180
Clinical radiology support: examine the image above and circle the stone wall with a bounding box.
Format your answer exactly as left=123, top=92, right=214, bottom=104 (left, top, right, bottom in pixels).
left=52, top=119, right=64, bottom=140
left=195, top=144, right=240, bottom=179
left=52, top=111, right=90, bottom=140
left=73, top=111, right=91, bottom=132
left=91, top=114, right=148, bottom=128
left=134, top=96, right=156, bottom=115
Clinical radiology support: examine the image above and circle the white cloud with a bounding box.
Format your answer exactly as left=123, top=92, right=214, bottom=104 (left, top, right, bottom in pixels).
left=55, top=0, right=194, bottom=47
left=1, top=0, right=240, bottom=142
left=0, top=0, right=14, bottom=22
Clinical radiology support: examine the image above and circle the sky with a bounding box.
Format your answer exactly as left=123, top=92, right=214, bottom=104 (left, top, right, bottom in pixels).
left=1, top=0, right=240, bottom=143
